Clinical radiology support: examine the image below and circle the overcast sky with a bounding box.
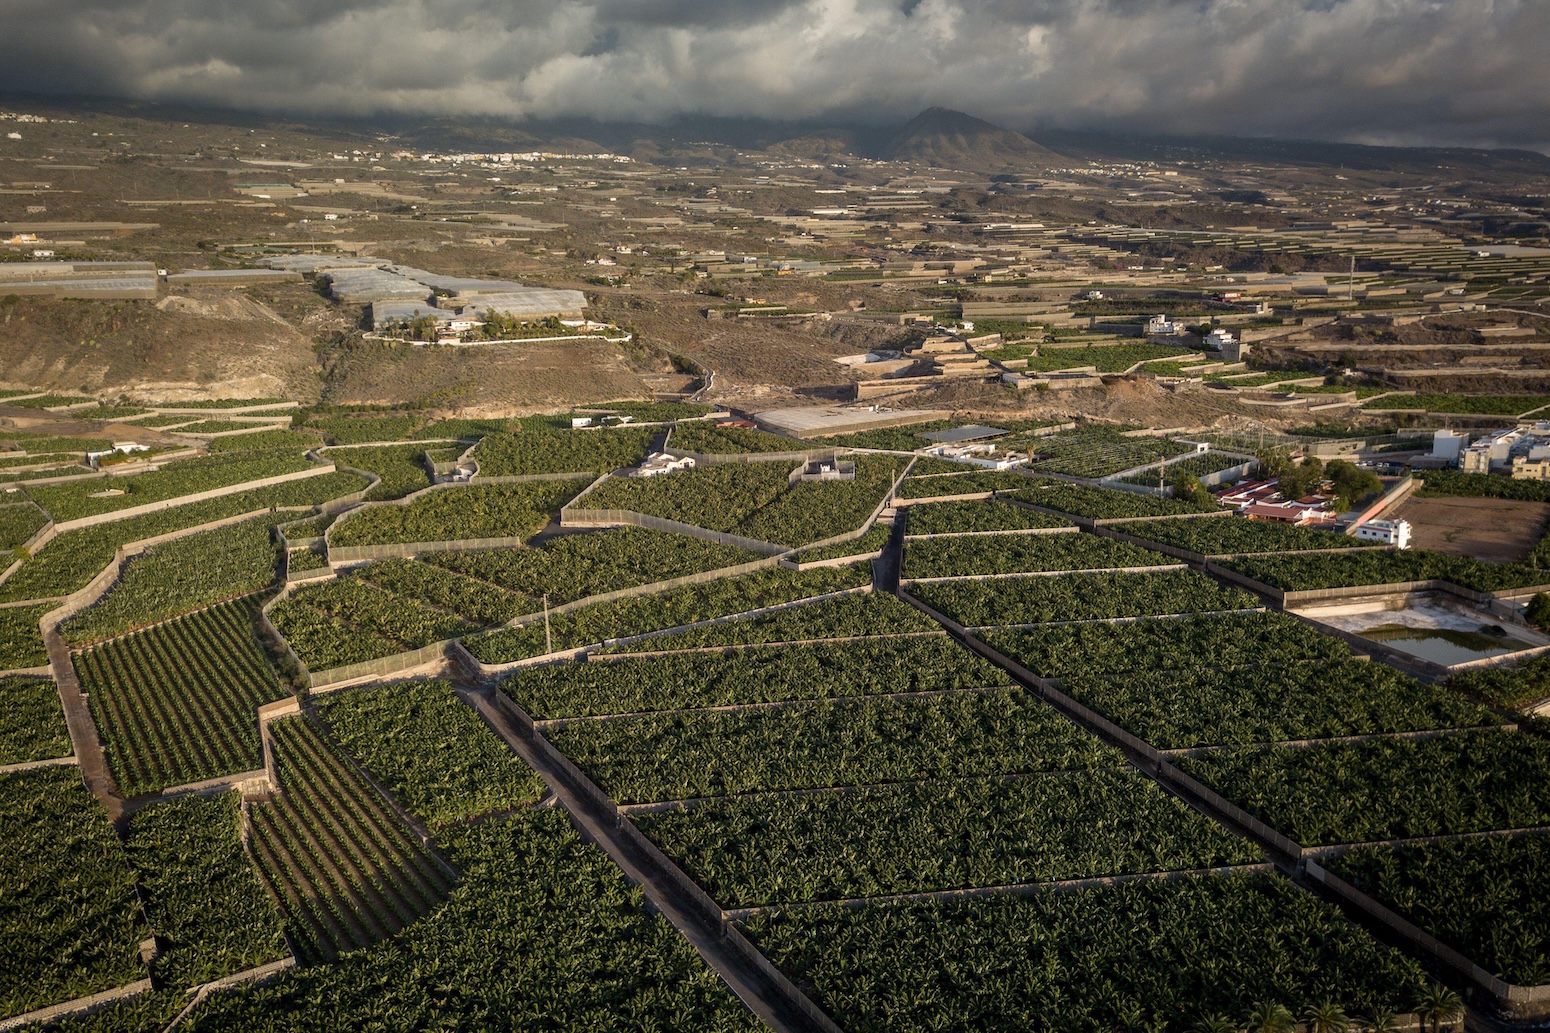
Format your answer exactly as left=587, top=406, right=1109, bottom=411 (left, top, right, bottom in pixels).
left=4, top=0, right=1548, bottom=151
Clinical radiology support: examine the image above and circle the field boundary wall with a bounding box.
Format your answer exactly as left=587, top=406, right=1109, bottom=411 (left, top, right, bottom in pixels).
left=0, top=979, right=155, bottom=1033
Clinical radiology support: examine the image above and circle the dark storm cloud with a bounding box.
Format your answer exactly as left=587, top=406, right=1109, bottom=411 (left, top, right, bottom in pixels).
left=1, top=0, right=1547, bottom=150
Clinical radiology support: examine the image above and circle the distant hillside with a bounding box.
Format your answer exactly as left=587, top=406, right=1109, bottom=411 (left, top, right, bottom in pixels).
left=872, top=108, right=1065, bottom=170
left=1032, top=128, right=1550, bottom=174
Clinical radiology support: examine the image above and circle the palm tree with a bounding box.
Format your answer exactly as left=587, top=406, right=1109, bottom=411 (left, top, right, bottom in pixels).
left=1245, top=1002, right=1296, bottom=1033
left=1362, top=1005, right=1398, bottom=1033
left=1192, top=1014, right=1239, bottom=1033
left=1415, top=983, right=1464, bottom=1033
left=1306, top=1000, right=1350, bottom=1033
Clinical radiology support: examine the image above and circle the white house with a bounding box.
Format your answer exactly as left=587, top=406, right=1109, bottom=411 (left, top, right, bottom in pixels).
left=1352, top=519, right=1412, bottom=549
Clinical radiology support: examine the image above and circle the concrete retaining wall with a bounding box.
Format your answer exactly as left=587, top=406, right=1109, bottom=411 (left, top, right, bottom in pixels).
left=49, top=465, right=340, bottom=535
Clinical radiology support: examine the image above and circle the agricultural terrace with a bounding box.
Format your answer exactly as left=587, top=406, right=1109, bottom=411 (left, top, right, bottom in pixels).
left=326, top=443, right=442, bottom=501
left=247, top=716, right=455, bottom=964
left=579, top=454, right=902, bottom=548
left=895, top=469, right=1036, bottom=500
left=1024, top=426, right=1193, bottom=478
left=792, top=521, right=892, bottom=562
left=1328, top=835, right=1550, bottom=987
left=271, top=527, right=768, bottom=670
left=1116, top=450, right=1249, bottom=486
left=1116, top=516, right=1379, bottom=557
left=74, top=598, right=288, bottom=796
left=1060, top=661, right=1497, bottom=750
left=23, top=449, right=320, bottom=522
left=315, top=679, right=546, bottom=826
left=61, top=514, right=285, bottom=645
left=470, top=425, right=655, bottom=476
left=0, top=603, right=52, bottom=669
left=327, top=480, right=584, bottom=548
left=1224, top=550, right=1548, bottom=594
left=0, top=501, right=46, bottom=549
left=1449, top=654, right=1550, bottom=709
left=980, top=611, right=1351, bottom=679
left=187, top=809, right=761, bottom=1030
left=0, top=471, right=368, bottom=603
left=909, top=569, right=1257, bottom=627
left=1002, top=478, right=1221, bottom=519
left=1418, top=470, right=1550, bottom=503
left=1362, top=394, right=1550, bottom=416
left=125, top=792, right=288, bottom=989
left=592, top=590, right=938, bottom=652
left=1179, top=728, right=1550, bottom=847
left=308, top=411, right=434, bottom=445
left=505, top=636, right=998, bottom=719
left=903, top=498, right=1073, bottom=535
left=467, top=562, right=872, bottom=663
left=0, top=766, right=147, bottom=1021
left=901, top=531, right=1166, bottom=579
left=738, top=872, right=1426, bottom=1032
left=0, top=675, right=72, bottom=765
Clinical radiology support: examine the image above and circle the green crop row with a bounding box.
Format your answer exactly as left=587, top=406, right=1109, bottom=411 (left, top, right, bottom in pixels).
left=328, top=481, right=582, bottom=548
left=904, top=498, right=1072, bottom=535
left=125, top=793, right=288, bottom=989
left=506, top=635, right=998, bottom=719
left=911, top=569, right=1257, bottom=627
left=548, top=688, right=1120, bottom=805
left=902, top=531, right=1164, bottom=579
left=668, top=422, right=800, bottom=454
left=425, top=526, right=760, bottom=606
left=61, top=515, right=283, bottom=646
left=186, top=808, right=759, bottom=1030
left=271, top=578, right=477, bottom=671
left=640, top=769, right=1261, bottom=908
left=595, top=591, right=938, bottom=653
left=0, top=503, right=46, bottom=550
left=0, top=604, right=51, bottom=669
left=75, top=598, right=287, bottom=797
left=1027, top=427, right=1192, bottom=478
left=1003, top=478, right=1222, bottom=519
left=1064, top=660, right=1497, bottom=751
left=0, top=766, right=146, bottom=1020
left=326, top=443, right=436, bottom=501
left=310, top=413, right=430, bottom=445
left=980, top=611, right=1351, bottom=679
left=471, top=427, right=655, bottom=477
left=26, top=450, right=319, bottom=522
left=0, top=470, right=368, bottom=603
left=1363, top=394, right=1550, bottom=415
left=0, top=676, right=71, bottom=765
left=1418, top=469, right=1550, bottom=503
left=1224, top=550, right=1548, bottom=594
left=1179, top=728, right=1550, bottom=846
left=466, top=563, right=872, bottom=664
left=1328, top=834, right=1550, bottom=986
left=895, top=469, right=1034, bottom=500
left=738, top=870, right=1427, bottom=1033
left=316, top=679, right=545, bottom=826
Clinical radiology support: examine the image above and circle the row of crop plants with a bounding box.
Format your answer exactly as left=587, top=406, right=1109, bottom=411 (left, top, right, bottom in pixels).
left=909, top=568, right=1257, bottom=627
left=466, top=562, right=874, bottom=664
left=24, top=448, right=321, bottom=522
left=508, top=586, right=1433, bottom=1030
left=1025, top=426, right=1193, bottom=478
left=902, top=497, right=1073, bottom=535
left=269, top=527, right=771, bottom=670
left=74, top=598, right=290, bottom=797
left=327, top=480, right=583, bottom=548
left=579, top=453, right=902, bottom=547
left=246, top=716, right=455, bottom=965
left=0, top=470, right=369, bottom=603
left=1115, top=516, right=1380, bottom=556
left=1114, top=450, right=1250, bottom=487
left=901, top=529, right=1167, bottom=580
left=61, top=514, right=286, bottom=646
left=977, top=598, right=1550, bottom=998
left=667, top=421, right=801, bottom=455
left=1223, top=549, right=1548, bottom=595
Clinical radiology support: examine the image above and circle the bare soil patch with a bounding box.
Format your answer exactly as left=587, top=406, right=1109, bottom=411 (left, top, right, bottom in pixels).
left=1393, top=495, right=1550, bottom=563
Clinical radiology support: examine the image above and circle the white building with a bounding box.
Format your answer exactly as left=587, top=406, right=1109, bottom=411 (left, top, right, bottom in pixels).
left=634, top=452, right=695, bottom=478
left=1146, top=314, right=1179, bottom=336
left=1352, top=519, right=1412, bottom=549
left=1204, top=327, right=1236, bottom=351
left=1431, top=430, right=1469, bottom=464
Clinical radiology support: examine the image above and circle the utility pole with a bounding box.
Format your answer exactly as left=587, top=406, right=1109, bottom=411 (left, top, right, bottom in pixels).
left=1348, top=255, right=1356, bottom=301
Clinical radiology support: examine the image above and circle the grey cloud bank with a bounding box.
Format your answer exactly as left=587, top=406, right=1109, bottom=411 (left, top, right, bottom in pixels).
left=3, top=0, right=1548, bottom=151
